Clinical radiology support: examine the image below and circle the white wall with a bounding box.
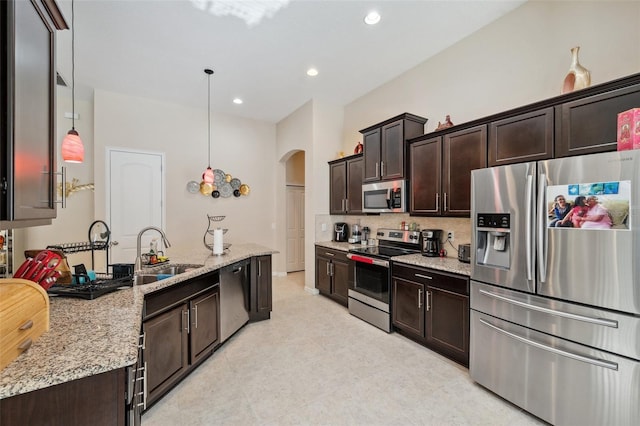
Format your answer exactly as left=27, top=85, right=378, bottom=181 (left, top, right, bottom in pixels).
left=91, top=89, right=277, bottom=260
left=341, top=0, right=640, bottom=148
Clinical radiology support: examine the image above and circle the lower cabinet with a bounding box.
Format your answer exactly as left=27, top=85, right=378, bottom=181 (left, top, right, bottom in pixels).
left=0, top=369, right=127, bottom=426
left=142, top=272, right=220, bottom=408
left=315, top=247, right=351, bottom=306
left=250, top=254, right=273, bottom=321
left=392, top=263, right=469, bottom=366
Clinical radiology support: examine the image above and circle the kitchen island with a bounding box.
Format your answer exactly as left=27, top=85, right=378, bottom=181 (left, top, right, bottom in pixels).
left=0, top=244, right=275, bottom=422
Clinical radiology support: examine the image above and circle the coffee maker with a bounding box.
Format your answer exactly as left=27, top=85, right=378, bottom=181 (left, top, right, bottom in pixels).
left=421, top=229, right=442, bottom=257
left=334, top=223, right=349, bottom=242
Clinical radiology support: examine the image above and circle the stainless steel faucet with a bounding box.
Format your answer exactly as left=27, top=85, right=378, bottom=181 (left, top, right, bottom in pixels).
left=134, top=226, right=171, bottom=272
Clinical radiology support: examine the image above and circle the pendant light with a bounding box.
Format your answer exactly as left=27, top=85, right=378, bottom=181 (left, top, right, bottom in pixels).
left=61, top=0, right=84, bottom=163
left=201, top=69, right=214, bottom=184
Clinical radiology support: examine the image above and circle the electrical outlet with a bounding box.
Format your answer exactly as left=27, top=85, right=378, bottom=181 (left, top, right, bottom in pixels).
left=447, top=231, right=454, bottom=241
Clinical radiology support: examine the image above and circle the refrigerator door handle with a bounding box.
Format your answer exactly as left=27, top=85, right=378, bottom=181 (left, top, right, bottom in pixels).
left=537, top=172, right=547, bottom=283
left=478, top=289, right=619, bottom=328
left=479, top=318, right=618, bottom=371
left=525, top=173, right=534, bottom=281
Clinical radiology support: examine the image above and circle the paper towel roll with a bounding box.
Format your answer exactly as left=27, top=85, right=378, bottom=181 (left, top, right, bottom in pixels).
left=213, top=228, right=224, bottom=255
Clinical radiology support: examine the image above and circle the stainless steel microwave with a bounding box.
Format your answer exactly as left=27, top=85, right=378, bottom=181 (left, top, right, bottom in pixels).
left=362, top=180, right=406, bottom=213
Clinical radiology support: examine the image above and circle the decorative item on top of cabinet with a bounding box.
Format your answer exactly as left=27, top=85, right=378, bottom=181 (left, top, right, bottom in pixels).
left=562, top=46, right=591, bottom=94
left=354, top=141, right=363, bottom=154
left=360, top=113, right=427, bottom=183
left=329, top=154, right=363, bottom=215
left=435, top=115, right=454, bottom=131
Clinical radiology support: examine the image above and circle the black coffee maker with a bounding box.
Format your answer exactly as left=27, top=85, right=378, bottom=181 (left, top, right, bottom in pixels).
left=334, top=223, right=349, bottom=242
left=421, top=229, right=442, bottom=257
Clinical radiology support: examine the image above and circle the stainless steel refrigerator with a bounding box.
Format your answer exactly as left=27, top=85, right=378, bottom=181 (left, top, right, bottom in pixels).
left=470, top=150, right=639, bottom=426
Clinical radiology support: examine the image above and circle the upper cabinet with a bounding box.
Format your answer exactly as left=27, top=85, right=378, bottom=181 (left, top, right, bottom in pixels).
left=409, top=125, right=487, bottom=217
left=329, top=154, right=363, bottom=215
left=555, top=84, right=640, bottom=157
left=360, top=113, right=427, bottom=183
left=0, top=0, right=67, bottom=228
left=488, top=107, right=554, bottom=166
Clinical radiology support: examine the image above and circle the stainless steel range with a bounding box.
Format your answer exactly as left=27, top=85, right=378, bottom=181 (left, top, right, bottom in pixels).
left=347, top=229, right=421, bottom=332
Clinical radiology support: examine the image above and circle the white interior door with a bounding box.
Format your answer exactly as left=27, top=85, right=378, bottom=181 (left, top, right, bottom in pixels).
left=107, top=149, right=164, bottom=264
left=286, top=185, right=305, bottom=272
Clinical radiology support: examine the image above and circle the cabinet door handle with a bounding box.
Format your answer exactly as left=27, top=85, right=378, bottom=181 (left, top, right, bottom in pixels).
left=183, top=309, right=190, bottom=333
left=324, top=252, right=334, bottom=257
left=19, top=320, right=34, bottom=330
left=426, top=291, right=432, bottom=311
left=258, top=260, right=261, bottom=277
left=415, top=273, right=432, bottom=280
left=326, top=262, right=330, bottom=276
left=345, top=198, right=349, bottom=212
left=139, top=332, right=146, bottom=350
left=18, top=338, right=33, bottom=352
left=192, top=305, right=198, bottom=329
left=435, top=193, right=440, bottom=211
left=418, top=289, right=423, bottom=309
left=443, top=192, right=448, bottom=212
left=380, top=161, right=385, bottom=177
left=375, top=162, right=379, bottom=178
left=330, top=263, right=335, bottom=277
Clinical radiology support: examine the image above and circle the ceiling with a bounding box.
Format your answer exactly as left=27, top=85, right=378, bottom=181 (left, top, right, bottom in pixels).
left=55, top=0, right=526, bottom=124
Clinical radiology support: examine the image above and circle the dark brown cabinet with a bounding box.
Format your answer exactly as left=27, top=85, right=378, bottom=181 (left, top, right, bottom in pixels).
left=315, top=247, right=351, bottom=306
left=555, top=83, right=640, bottom=157
left=360, top=113, right=427, bottom=183
left=250, top=255, right=272, bottom=321
left=409, top=125, right=486, bottom=216
left=392, top=263, right=469, bottom=366
left=488, top=107, right=554, bottom=166
left=142, top=272, right=220, bottom=407
left=1, top=0, right=67, bottom=227
left=329, top=154, right=363, bottom=214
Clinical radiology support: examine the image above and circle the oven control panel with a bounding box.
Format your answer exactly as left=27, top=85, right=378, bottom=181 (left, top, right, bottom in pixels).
left=376, top=229, right=422, bottom=245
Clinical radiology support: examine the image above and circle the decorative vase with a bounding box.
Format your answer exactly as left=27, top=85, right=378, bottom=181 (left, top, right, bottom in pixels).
left=562, top=46, right=591, bottom=94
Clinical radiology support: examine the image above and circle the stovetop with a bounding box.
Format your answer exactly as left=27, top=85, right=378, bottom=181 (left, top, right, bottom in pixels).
left=47, top=276, right=134, bottom=300
left=348, top=228, right=422, bottom=260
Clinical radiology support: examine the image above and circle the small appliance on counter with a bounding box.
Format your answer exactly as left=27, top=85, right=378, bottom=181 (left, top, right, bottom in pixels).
left=362, top=226, right=370, bottom=245
left=421, top=229, right=442, bottom=257
left=458, top=243, right=471, bottom=263
left=334, top=223, right=349, bottom=242
left=348, top=224, right=362, bottom=244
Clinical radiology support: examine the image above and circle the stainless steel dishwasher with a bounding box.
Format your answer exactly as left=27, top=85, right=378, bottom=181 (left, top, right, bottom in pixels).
left=219, top=259, right=250, bottom=342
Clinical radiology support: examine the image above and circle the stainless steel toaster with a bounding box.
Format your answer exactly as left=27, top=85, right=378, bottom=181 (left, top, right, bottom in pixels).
left=458, top=243, right=471, bottom=263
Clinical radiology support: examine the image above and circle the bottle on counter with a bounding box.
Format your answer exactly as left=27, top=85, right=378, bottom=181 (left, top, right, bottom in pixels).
left=150, top=239, right=158, bottom=264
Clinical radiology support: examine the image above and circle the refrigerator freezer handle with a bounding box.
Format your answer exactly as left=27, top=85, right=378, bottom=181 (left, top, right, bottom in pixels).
left=537, top=172, right=547, bottom=283
left=525, top=174, right=533, bottom=281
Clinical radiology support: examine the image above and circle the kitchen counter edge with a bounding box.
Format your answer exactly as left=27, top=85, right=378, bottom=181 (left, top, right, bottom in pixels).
left=0, top=243, right=276, bottom=400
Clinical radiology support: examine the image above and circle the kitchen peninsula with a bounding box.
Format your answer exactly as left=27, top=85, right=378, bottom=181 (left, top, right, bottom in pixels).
left=0, top=243, right=275, bottom=425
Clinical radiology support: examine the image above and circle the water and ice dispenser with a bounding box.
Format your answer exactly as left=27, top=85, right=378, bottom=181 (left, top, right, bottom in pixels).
left=476, top=213, right=511, bottom=269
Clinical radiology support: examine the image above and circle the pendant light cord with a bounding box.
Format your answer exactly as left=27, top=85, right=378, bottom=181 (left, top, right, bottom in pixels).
left=71, top=0, right=76, bottom=130
left=208, top=71, right=211, bottom=168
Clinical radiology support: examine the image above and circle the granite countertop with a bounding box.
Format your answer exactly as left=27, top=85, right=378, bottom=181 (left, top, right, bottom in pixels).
left=0, top=243, right=276, bottom=400
left=315, top=241, right=471, bottom=276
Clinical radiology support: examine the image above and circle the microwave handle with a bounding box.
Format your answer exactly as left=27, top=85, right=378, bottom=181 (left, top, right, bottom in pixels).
left=386, top=188, right=393, bottom=209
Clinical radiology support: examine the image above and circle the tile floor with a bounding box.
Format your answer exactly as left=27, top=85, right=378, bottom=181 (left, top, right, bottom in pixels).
left=142, top=272, right=545, bottom=425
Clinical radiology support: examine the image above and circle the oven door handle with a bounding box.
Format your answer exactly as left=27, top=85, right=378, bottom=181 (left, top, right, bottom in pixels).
left=347, top=253, right=389, bottom=268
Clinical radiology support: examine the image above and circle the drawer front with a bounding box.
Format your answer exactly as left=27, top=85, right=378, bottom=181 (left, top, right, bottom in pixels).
left=1, top=307, right=48, bottom=369
left=315, top=247, right=348, bottom=263
left=470, top=310, right=640, bottom=426
left=145, top=272, right=219, bottom=319
left=393, top=264, right=468, bottom=295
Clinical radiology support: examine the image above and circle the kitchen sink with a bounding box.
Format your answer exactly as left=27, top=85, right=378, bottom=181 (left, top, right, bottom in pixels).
left=134, top=264, right=204, bottom=285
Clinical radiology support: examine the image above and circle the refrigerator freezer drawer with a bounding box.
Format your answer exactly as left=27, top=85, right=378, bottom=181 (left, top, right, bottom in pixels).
left=471, top=281, right=640, bottom=361
left=470, top=310, right=640, bottom=426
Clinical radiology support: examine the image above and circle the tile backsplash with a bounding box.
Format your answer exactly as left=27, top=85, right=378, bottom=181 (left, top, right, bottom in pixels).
left=315, top=214, right=471, bottom=259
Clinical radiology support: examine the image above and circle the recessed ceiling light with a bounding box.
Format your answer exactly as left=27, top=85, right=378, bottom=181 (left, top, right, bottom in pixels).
left=233, top=98, right=243, bottom=105
left=306, top=68, right=319, bottom=77
left=364, top=11, right=381, bottom=25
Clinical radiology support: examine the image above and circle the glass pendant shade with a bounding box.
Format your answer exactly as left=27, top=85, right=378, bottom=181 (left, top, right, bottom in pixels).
left=202, top=166, right=214, bottom=184
left=61, top=129, right=84, bottom=163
